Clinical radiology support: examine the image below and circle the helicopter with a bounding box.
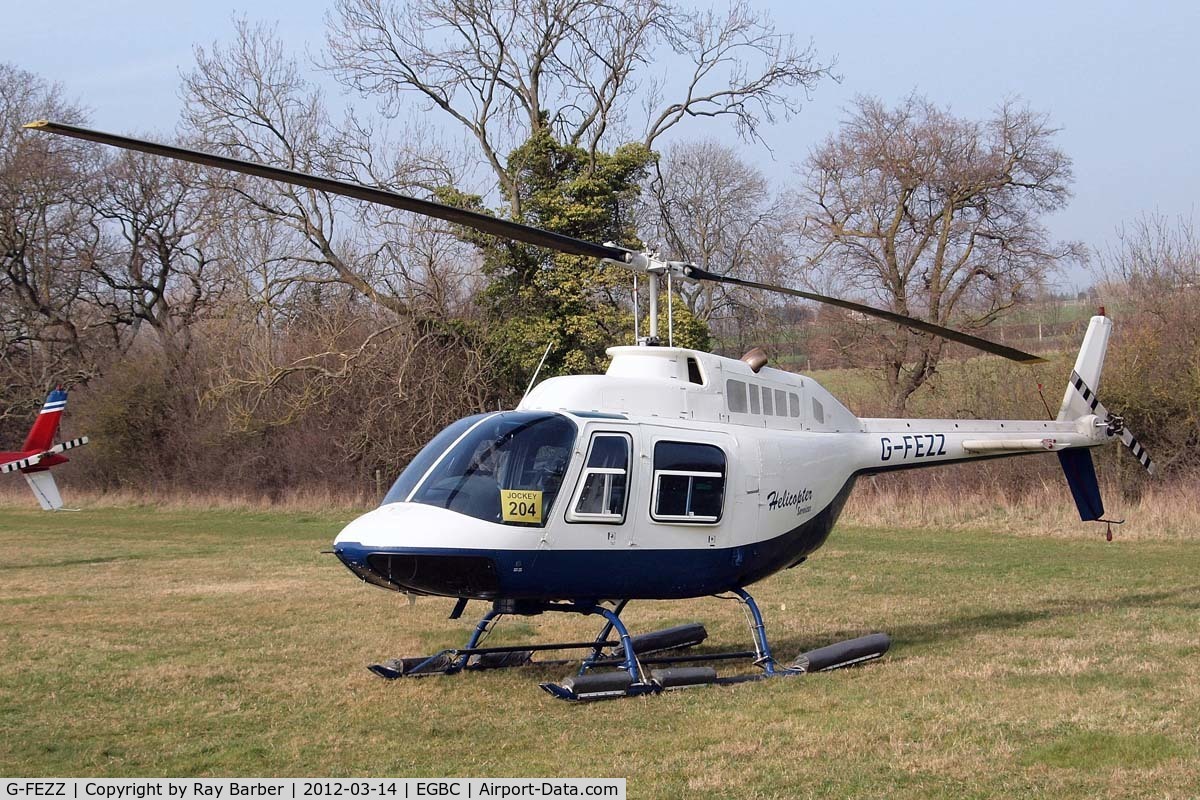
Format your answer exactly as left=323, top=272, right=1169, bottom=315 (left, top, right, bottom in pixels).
left=1, top=386, right=89, bottom=511
left=24, top=120, right=1156, bottom=701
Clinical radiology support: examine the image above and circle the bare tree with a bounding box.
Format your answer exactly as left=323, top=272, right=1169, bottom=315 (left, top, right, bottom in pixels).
left=325, top=0, right=833, bottom=218
left=182, top=19, right=465, bottom=322
left=81, top=151, right=232, bottom=368
left=640, top=137, right=796, bottom=323
left=0, top=63, right=110, bottom=420
left=1096, top=213, right=1200, bottom=301
left=1091, top=214, right=1200, bottom=480
left=181, top=22, right=496, bottom=441
left=798, top=94, right=1080, bottom=414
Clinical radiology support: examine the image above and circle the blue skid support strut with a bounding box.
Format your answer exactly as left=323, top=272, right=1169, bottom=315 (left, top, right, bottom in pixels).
left=580, top=602, right=648, bottom=689
left=454, top=607, right=505, bottom=670
left=731, top=587, right=780, bottom=676
left=580, top=599, right=629, bottom=675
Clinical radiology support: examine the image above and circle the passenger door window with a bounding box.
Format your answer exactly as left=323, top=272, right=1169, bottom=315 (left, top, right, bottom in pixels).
left=651, top=441, right=726, bottom=523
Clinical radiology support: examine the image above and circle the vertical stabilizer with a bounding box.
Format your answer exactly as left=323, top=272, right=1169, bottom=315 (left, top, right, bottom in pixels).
left=1058, top=315, right=1112, bottom=421
left=24, top=471, right=64, bottom=511
left=22, top=388, right=68, bottom=452
left=1057, top=449, right=1104, bottom=521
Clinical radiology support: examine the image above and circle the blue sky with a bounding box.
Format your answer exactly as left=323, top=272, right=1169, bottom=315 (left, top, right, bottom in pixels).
left=7, top=1, right=1198, bottom=291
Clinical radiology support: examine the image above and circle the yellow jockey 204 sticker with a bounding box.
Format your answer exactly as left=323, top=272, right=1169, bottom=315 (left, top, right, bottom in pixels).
left=500, top=489, right=543, bottom=523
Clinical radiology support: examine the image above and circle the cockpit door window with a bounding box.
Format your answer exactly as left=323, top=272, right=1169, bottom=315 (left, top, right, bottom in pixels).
left=566, top=432, right=632, bottom=524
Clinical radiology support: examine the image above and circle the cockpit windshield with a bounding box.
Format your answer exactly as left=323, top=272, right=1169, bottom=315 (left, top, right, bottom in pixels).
left=383, top=412, right=577, bottom=527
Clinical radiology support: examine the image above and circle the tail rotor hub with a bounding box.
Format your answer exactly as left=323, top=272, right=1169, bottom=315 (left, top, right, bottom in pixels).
left=1105, top=414, right=1125, bottom=437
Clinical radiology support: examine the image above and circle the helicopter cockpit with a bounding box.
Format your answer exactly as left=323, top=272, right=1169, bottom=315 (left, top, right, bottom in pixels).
left=381, top=411, right=576, bottom=527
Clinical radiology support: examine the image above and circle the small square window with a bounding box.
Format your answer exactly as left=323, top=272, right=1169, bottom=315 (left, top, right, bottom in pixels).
left=726, top=379, right=748, bottom=413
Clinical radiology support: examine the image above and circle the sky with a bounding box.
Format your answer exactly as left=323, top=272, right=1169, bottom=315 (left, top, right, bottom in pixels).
left=6, top=0, right=1198, bottom=291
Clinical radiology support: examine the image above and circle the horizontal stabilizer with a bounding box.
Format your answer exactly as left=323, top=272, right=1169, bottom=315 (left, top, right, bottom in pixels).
left=1, top=453, right=44, bottom=474
left=0, top=437, right=88, bottom=474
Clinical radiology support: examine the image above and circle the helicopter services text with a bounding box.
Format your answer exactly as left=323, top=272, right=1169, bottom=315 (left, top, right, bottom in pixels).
left=766, top=487, right=813, bottom=516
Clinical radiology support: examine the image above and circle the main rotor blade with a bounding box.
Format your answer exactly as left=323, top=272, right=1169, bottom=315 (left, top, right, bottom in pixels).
left=683, top=265, right=1047, bottom=364
left=23, top=120, right=627, bottom=262
left=24, top=121, right=1045, bottom=365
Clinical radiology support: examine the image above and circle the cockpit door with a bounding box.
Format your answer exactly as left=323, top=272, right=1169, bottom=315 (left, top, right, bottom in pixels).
left=558, top=427, right=638, bottom=551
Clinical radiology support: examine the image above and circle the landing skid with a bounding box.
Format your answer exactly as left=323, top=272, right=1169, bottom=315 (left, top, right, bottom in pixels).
left=368, top=589, right=891, bottom=701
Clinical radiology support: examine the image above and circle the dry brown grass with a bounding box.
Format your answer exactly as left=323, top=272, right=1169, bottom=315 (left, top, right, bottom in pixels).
left=845, top=478, right=1200, bottom=539
left=5, top=472, right=1196, bottom=540
left=0, top=482, right=372, bottom=513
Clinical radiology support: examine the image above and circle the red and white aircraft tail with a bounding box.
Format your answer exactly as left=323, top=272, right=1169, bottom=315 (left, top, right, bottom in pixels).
left=1, top=388, right=88, bottom=511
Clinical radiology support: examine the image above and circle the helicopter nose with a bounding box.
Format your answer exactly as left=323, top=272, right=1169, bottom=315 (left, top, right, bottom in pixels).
left=331, top=503, right=508, bottom=598
left=334, top=500, right=533, bottom=548
left=333, top=502, right=481, bottom=548
left=333, top=507, right=384, bottom=547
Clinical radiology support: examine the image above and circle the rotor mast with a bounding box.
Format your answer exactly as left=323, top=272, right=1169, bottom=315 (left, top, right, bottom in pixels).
left=602, top=244, right=693, bottom=346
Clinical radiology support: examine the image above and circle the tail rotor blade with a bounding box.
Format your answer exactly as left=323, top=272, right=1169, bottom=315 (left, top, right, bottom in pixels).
left=1119, top=428, right=1155, bottom=476
left=1069, top=371, right=1155, bottom=475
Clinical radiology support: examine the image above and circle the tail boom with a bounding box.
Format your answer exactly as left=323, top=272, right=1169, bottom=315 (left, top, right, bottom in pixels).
left=857, top=416, right=1109, bottom=473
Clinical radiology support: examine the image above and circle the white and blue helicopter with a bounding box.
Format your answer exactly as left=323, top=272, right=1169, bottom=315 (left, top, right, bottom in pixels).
left=27, top=121, right=1156, bottom=700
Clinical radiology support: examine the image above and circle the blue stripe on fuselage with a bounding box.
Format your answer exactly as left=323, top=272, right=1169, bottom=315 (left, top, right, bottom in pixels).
left=334, top=478, right=855, bottom=600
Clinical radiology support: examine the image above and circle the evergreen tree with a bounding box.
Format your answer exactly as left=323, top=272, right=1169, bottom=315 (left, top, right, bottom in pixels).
left=449, top=130, right=710, bottom=399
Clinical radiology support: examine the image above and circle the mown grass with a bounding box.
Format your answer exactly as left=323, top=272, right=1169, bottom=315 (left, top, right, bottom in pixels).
left=1, top=505, right=1198, bottom=798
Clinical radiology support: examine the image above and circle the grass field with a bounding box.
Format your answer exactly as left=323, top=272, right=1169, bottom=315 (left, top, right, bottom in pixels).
left=1, top=505, right=1198, bottom=797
